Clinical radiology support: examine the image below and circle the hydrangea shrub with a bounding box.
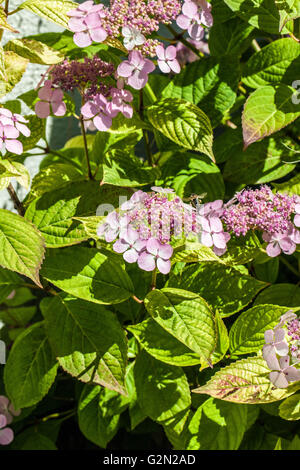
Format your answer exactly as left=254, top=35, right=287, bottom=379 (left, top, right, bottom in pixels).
left=0, top=0, right=300, bottom=451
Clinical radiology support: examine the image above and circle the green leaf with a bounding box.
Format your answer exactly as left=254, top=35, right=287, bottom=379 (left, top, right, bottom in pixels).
left=242, top=38, right=300, bottom=88
left=242, top=85, right=300, bottom=148
left=273, top=173, right=300, bottom=196
left=0, top=268, right=26, bottom=303
left=25, top=181, right=131, bottom=247
left=275, top=0, right=300, bottom=30
left=193, top=356, right=300, bottom=403
left=102, top=150, right=160, bottom=187
left=279, top=393, right=300, bottom=420
left=172, top=241, right=223, bottom=264
left=0, top=209, right=45, bottom=287
left=41, top=295, right=128, bottom=394
left=147, top=98, right=214, bottom=160
left=0, top=305, right=36, bottom=327
left=0, top=51, right=28, bottom=98
left=209, top=18, right=255, bottom=57
left=253, top=283, right=300, bottom=308
left=253, top=257, right=279, bottom=283
left=40, top=247, right=134, bottom=305
left=71, top=216, right=104, bottom=240
left=167, top=263, right=267, bottom=317
left=0, top=160, right=30, bottom=189
left=161, top=57, right=239, bottom=128
left=144, top=288, right=217, bottom=365
left=157, top=152, right=225, bottom=201
left=224, top=0, right=292, bottom=34
left=4, top=322, right=58, bottom=409
left=186, top=398, right=248, bottom=449
left=223, top=129, right=298, bottom=184
left=4, top=38, right=64, bottom=65
left=229, top=304, right=290, bottom=355
left=127, top=318, right=201, bottom=367
left=91, top=130, right=142, bottom=165
left=20, top=0, right=78, bottom=29
left=134, top=350, right=191, bottom=425
left=220, top=232, right=263, bottom=265
left=25, top=163, right=83, bottom=206
left=78, top=384, right=129, bottom=448
left=211, top=0, right=236, bottom=23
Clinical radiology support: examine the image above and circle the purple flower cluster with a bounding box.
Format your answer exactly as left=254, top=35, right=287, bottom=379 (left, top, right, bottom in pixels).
left=222, top=185, right=300, bottom=257
left=50, top=56, right=115, bottom=100
left=176, top=0, right=213, bottom=41
left=97, top=187, right=202, bottom=274
left=262, top=311, right=300, bottom=388
left=0, top=395, right=21, bottom=446
left=0, top=108, right=31, bottom=155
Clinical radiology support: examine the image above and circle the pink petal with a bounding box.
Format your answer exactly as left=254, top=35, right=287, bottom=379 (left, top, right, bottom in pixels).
left=128, top=70, right=148, bottom=90
left=284, top=366, right=300, bottom=382
left=157, top=258, right=171, bottom=274
left=73, top=31, right=92, bottom=47
left=182, top=1, right=198, bottom=18
left=280, top=237, right=296, bottom=255
left=201, top=231, right=213, bottom=247
left=68, top=17, right=86, bottom=32
left=105, top=229, right=119, bottom=243
left=89, top=26, right=107, bottom=43
left=3, top=125, right=19, bottom=139
left=158, top=243, right=173, bottom=260
left=138, top=252, right=156, bottom=272
left=274, top=328, right=285, bottom=343
left=275, top=341, right=289, bottom=356
left=35, top=101, right=50, bottom=119
left=123, top=228, right=139, bottom=245
left=0, top=415, right=7, bottom=429
left=52, top=101, right=66, bottom=117
left=210, top=217, right=223, bottom=232
left=51, top=88, right=64, bottom=103
left=81, top=101, right=99, bottom=119
left=93, top=114, right=112, bottom=131
left=264, top=329, right=274, bottom=343
left=117, top=61, right=135, bottom=78
left=165, top=46, right=177, bottom=60
left=129, top=50, right=143, bottom=67
left=142, top=59, right=155, bottom=74
left=38, top=83, right=53, bottom=101
left=212, top=232, right=227, bottom=249
left=5, top=139, right=23, bottom=155
left=188, top=23, right=204, bottom=41
left=123, top=248, right=139, bottom=263
left=0, top=427, right=14, bottom=445
left=269, top=371, right=289, bottom=388
left=158, top=60, right=171, bottom=74
left=146, top=238, right=160, bottom=256
left=176, top=14, right=191, bottom=30
left=113, top=239, right=129, bottom=254
left=169, top=59, right=181, bottom=74
left=263, top=345, right=280, bottom=370
left=266, top=242, right=281, bottom=257
left=156, top=45, right=166, bottom=60
left=121, top=104, right=133, bottom=119
left=16, top=122, right=30, bottom=137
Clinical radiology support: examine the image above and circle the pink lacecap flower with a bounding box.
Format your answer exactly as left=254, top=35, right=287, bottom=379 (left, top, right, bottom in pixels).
left=199, top=215, right=230, bottom=255
left=156, top=45, right=181, bottom=74
left=81, top=93, right=114, bottom=131
left=138, top=238, right=173, bottom=274
left=0, top=124, right=22, bottom=155
left=113, top=228, right=147, bottom=263
left=67, top=0, right=107, bottom=47
left=176, top=1, right=204, bottom=41
left=97, top=211, right=129, bottom=243
left=121, top=190, right=148, bottom=211
left=0, top=414, right=14, bottom=446
left=117, top=50, right=155, bottom=90
left=262, top=328, right=289, bottom=370
left=0, top=396, right=21, bottom=426
left=269, top=355, right=300, bottom=389
left=0, top=108, right=30, bottom=137
left=110, top=88, right=134, bottom=119
left=262, top=228, right=298, bottom=257
left=35, top=80, right=66, bottom=119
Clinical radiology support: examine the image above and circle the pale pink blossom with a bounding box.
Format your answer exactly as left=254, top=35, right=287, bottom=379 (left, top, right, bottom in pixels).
left=35, top=80, right=66, bottom=119
left=156, top=45, right=181, bottom=74
left=269, top=355, right=300, bottom=389
left=138, top=238, right=173, bottom=274
left=0, top=415, right=14, bottom=446
left=67, top=0, right=107, bottom=47
left=81, top=94, right=114, bottom=131
left=117, top=50, right=155, bottom=90
left=113, top=228, right=147, bottom=263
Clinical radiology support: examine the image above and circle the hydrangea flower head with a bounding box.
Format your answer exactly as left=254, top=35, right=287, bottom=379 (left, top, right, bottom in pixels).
left=67, top=0, right=108, bottom=47
left=176, top=1, right=205, bottom=41
left=138, top=238, right=173, bottom=274
left=81, top=93, right=114, bottom=131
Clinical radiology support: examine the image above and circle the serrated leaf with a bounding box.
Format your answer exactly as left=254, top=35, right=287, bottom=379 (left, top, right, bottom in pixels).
left=253, top=283, right=300, bottom=308
left=40, top=247, right=134, bottom=305
left=279, top=393, right=300, bottom=420
left=275, top=0, right=300, bottom=30
left=161, top=57, right=239, bottom=128
left=20, top=0, right=78, bottom=29
left=242, top=85, right=300, bottom=148
left=167, top=263, right=267, bottom=317
left=41, top=295, right=128, bottom=394
left=25, top=181, right=131, bottom=247
left=144, top=288, right=217, bottom=365
left=172, top=241, right=223, bottom=264
left=193, top=356, right=300, bottom=403
left=0, top=209, right=45, bottom=287
left=102, top=149, right=160, bottom=187
left=134, top=350, right=191, bottom=425
left=0, top=160, right=30, bottom=189
left=224, top=0, right=292, bottom=34
left=91, top=130, right=142, bottom=165
left=186, top=398, right=248, bottom=449
left=229, top=304, right=291, bottom=355
left=4, top=38, right=64, bottom=65
left=127, top=318, right=201, bottom=367
left=242, top=38, right=300, bottom=89
left=0, top=51, right=28, bottom=98
left=273, top=173, right=300, bottom=196
left=209, top=18, right=255, bottom=57
left=147, top=98, right=214, bottom=160
left=78, top=384, right=129, bottom=448
left=4, top=322, right=58, bottom=409
left=220, top=232, right=263, bottom=265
